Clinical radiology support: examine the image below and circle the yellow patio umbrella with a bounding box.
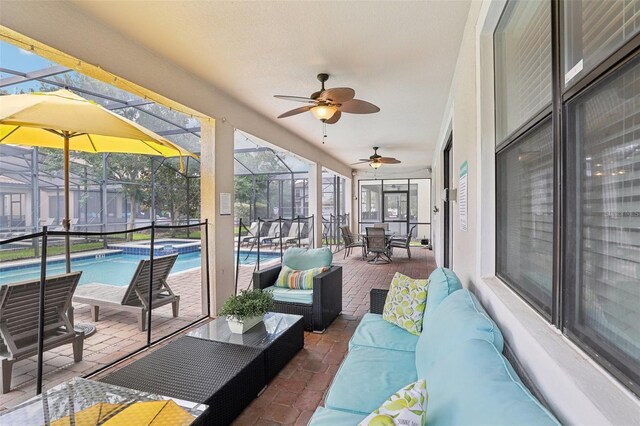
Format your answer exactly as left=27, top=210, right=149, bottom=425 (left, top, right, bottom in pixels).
left=0, top=89, right=198, bottom=272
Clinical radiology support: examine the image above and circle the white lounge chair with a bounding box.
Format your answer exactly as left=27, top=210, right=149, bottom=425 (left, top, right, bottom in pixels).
left=72, top=254, right=180, bottom=331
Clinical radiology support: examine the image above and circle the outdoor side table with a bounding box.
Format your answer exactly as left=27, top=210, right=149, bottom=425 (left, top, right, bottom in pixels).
left=188, top=312, right=304, bottom=381
left=0, top=377, right=208, bottom=425
left=100, top=336, right=265, bottom=426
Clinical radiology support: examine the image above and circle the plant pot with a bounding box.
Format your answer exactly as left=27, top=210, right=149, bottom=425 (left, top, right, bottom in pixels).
left=226, top=315, right=263, bottom=334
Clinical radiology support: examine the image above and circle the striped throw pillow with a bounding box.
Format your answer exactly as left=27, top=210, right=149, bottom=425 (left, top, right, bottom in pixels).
left=275, top=265, right=328, bottom=290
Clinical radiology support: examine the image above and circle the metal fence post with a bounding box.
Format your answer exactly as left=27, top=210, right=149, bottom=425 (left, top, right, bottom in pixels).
left=297, top=216, right=301, bottom=248
left=279, top=216, right=283, bottom=261
left=36, top=226, right=48, bottom=395
left=235, top=219, right=242, bottom=294
left=146, top=221, right=155, bottom=345
left=205, top=219, right=211, bottom=317
left=256, top=218, right=261, bottom=271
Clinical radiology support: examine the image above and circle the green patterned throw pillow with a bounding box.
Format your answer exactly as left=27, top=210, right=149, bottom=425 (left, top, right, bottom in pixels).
left=359, top=380, right=428, bottom=426
left=382, top=272, right=428, bottom=335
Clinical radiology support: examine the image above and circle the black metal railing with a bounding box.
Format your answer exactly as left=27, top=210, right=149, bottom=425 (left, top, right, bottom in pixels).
left=234, top=215, right=315, bottom=292
left=0, top=220, right=211, bottom=396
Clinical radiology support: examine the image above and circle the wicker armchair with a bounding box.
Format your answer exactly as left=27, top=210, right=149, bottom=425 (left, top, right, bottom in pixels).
left=253, top=249, right=342, bottom=333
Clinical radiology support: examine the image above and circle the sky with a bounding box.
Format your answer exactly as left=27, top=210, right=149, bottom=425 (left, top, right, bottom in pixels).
left=0, top=41, right=56, bottom=93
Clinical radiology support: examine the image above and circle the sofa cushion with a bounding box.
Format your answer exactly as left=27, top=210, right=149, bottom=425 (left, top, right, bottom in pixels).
left=427, top=339, right=559, bottom=426
left=424, top=268, right=463, bottom=323
left=264, top=285, right=313, bottom=305
left=360, top=379, right=428, bottom=426
left=349, top=313, right=419, bottom=352
left=416, top=289, right=504, bottom=379
left=275, top=265, right=327, bottom=289
left=325, top=345, right=417, bottom=415
left=308, top=407, right=367, bottom=425
left=382, top=272, right=428, bottom=335
left=283, top=247, right=332, bottom=270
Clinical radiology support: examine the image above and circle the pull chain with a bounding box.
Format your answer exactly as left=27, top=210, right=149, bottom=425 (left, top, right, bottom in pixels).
left=322, top=121, right=327, bottom=144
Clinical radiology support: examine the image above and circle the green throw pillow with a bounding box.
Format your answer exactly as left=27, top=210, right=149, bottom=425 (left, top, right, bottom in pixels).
left=382, top=272, right=428, bottom=335
left=359, top=380, right=428, bottom=426
left=275, top=265, right=327, bottom=290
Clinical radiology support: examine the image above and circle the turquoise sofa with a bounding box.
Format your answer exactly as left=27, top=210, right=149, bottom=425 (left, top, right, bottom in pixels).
left=308, top=268, right=560, bottom=425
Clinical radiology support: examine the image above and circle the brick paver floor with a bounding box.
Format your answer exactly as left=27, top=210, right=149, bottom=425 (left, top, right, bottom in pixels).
left=0, top=246, right=435, bottom=425
left=0, top=268, right=206, bottom=411
left=233, top=246, right=436, bottom=425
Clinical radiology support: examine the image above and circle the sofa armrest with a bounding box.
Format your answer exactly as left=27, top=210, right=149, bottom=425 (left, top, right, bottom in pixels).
left=370, top=289, right=389, bottom=314
left=312, top=266, right=342, bottom=332
left=253, top=265, right=282, bottom=290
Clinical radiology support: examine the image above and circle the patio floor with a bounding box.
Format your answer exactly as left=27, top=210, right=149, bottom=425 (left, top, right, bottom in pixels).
left=0, top=267, right=205, bottom=411
left=232, top=246, right=435, bottom=425
left=0, top=246, right=436, bottom=424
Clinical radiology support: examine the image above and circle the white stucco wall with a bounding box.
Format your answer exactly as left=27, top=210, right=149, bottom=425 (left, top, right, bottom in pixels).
left=431, top=1, right=640, bottom=423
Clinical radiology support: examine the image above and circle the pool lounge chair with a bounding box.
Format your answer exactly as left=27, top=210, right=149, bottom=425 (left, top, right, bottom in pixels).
left=72, top=254, right=180, bottom=331
left=257, top=222, right=278, bottom=247
left=0, top=272, right=84, bottom=394
left=240, top=221, right=259, bottom=246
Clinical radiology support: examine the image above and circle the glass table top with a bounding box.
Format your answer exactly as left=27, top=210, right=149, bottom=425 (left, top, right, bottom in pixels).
left=0, top=377, right=208, bottom=425
left=187, top=312, right=303, bottom=348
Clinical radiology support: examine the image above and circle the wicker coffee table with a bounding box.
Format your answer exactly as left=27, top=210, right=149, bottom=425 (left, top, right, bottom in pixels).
left=187, top=312, right=304, bottom=381
left=100, top=336, right=266, bottom=425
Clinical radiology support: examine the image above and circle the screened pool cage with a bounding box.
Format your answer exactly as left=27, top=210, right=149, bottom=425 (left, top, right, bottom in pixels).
left=1, top=40, right=348, bottom=259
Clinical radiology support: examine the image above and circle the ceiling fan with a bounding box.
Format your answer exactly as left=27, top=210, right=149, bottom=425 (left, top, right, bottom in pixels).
left=274, top=73, right=380, bottom=124
left=352, top=147, right=401, bottom=169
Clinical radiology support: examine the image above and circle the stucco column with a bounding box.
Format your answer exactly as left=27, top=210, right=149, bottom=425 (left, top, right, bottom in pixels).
left=308, top=162, right=323, bottom=247
left=200, top=118, right=236, bottom=316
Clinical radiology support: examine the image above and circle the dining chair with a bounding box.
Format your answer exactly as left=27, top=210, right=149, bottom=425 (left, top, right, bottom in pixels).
left=365, top=227, right=391, bottom=264
left=390, top=224, right=417, bottom=259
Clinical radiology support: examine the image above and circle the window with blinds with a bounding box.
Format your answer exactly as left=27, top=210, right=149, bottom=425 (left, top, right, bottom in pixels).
left=497, top=120, right=554, bottom=317
left=564, top=0, right=640, bottom=87
left=565, top=55, right=640, bottom=390
left=495, top=0, right=552, bottom=141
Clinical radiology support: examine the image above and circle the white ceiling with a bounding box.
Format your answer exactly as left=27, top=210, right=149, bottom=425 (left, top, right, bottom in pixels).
left=71, top=1, right=470, bottom=171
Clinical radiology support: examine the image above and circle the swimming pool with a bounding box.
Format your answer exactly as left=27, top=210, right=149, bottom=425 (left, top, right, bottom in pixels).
left=0, top=250, right=280, bottom=287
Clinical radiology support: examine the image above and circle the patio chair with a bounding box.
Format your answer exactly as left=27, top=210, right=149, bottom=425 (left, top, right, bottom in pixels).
left=257, top=222, right=278, bottom=247
left=340, top=226, right=365, bottom=259
left=72, top=254, right=180, bottom=331
left=254, top=247, right=342, bottom=332
left=0, top=272, right=84, bottom=394
left=240, top=221, right=259, bottom=246
left=51, top=218, right=78, bottom=231
left=364, top=227, right=391, bottom=264
left=373, top=222, right=389, bottom=231
left=389, top=224, right=417, bottom=259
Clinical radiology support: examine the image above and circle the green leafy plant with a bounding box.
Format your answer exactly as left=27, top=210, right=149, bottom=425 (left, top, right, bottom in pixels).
left=218, top=289, right=274, bottom=320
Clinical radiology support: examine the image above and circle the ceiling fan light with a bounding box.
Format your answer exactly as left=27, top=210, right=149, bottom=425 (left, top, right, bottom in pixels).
left=311, top=105, right=337, bottom=120
left=369, top=161, right=382, bottom=169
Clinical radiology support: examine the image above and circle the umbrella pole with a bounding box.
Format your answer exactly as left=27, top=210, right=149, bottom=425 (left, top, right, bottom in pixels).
left=64, top=133, right=71, bottom=274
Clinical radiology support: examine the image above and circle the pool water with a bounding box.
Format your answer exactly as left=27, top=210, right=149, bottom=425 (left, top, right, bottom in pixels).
left=0, top=250, right=280, bottom=287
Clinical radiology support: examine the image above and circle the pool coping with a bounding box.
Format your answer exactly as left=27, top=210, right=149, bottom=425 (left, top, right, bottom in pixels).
left=0, top=249, right=124, bottom=271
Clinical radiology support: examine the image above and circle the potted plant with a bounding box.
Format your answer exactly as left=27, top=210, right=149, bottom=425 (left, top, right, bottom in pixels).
left=218, top=289, right=274, bottom=334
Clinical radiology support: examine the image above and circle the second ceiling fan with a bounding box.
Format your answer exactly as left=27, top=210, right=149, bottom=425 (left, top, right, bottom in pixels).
left=275, top=73, right=380, bottom=124
left=352, top=147, right=401, bottom=169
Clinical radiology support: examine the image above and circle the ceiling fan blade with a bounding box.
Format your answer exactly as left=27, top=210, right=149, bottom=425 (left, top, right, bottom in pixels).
left=318, top=87, right=355, bottom=104
left=358, top=158, right=372, bottom=162
left=274, top=95, right=318, bottom=104
left=350, top=161, right=369, bottom=165
left=378, top=157, right=401, bottom=164
left=339, top=99, right=380, bottom=114
left=324, top=110, right=341, bottom=124
left=277, top=106, right=312, bottom=118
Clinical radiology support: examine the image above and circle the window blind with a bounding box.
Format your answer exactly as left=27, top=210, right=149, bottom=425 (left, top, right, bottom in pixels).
left=564, top=0, right=640, bottom=85
left=566, top=55, right=640, bottom=388
left=495, top=0, right=552, bottom=141
left=496, top=119, right=554, bottom=316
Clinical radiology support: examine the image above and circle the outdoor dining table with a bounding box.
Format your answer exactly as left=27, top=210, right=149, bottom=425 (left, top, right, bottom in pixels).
left=361, top=231, right=396, bottom=258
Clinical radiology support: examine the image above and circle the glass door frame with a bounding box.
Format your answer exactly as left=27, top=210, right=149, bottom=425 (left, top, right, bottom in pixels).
left=358, top=178, right=432, bottom=238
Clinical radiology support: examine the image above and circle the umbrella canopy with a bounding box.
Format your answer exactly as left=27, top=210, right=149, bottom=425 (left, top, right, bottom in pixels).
left=0, top=89, right=196, bottom=158
left=0, top=89, right=199, bottom=272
